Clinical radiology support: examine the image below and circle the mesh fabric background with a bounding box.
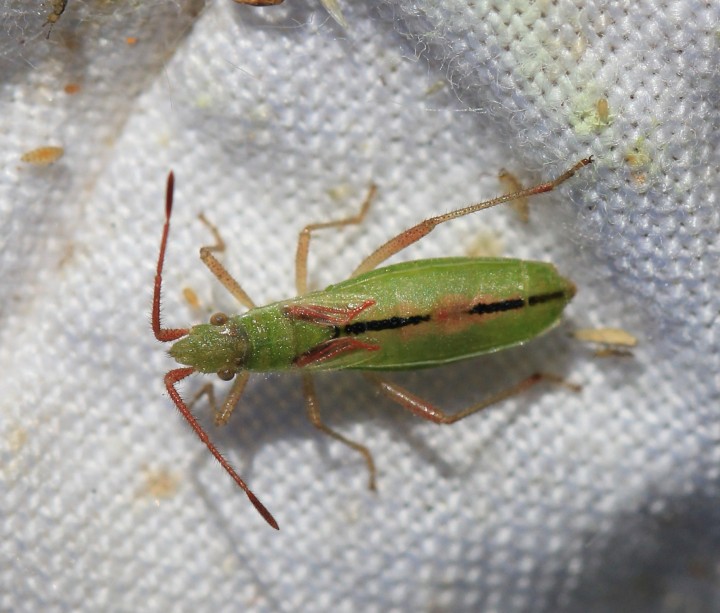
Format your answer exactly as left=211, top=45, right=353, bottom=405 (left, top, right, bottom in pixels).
left=1, top=1, right=718, bottom=611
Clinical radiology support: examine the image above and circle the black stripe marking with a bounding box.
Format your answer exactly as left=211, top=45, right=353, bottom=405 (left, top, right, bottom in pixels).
left=528, top=291, right=567, bottom=306
left=468, top=298, right=524, bottom=315
left=336, top=291, right=567, bottom=337
left=343, top=315, right=430, bottom=336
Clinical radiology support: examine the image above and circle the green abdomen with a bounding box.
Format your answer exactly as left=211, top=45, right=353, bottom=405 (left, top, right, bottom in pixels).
left=241, top=258, right=575, bottom=372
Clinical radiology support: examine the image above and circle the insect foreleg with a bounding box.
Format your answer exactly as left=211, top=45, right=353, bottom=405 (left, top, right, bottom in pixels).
left=295, top=184, right=377, bottom=295
left=352, top=157, right=592, bottom=276
left=215, top=371, right=251, bottom=426
left=302, top=374, right=377, bottom=491
left=197, top=213, right=257, bottom=309
left=189, top=372, right=252, bottom=426
left=365, top=373, right=581, bottom=425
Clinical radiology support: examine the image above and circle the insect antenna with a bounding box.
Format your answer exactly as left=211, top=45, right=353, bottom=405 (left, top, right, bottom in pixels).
left=153, top=172, right=190, bottom=342
left=165, top=368, right=279, bottom=530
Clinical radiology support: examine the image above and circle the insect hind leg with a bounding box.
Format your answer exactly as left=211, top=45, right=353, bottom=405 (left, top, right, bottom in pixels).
left=302, top=374, right=377, bottom=491
left=351, top=157, right=593, bottom=277
left=365, top=372, right=580, bottom=424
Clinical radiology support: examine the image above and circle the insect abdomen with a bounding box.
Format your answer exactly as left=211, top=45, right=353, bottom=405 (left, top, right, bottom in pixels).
left=239, top=258, right=574, bottom=372
left=328, top=257, right=574, bottom=370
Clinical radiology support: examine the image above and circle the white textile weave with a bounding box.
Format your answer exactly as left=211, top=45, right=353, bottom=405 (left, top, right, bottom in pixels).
left=1, top=1, right=718, bottom=611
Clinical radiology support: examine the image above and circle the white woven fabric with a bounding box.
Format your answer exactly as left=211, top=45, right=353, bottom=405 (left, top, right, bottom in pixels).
left=1, top=1, right=718, bottom=611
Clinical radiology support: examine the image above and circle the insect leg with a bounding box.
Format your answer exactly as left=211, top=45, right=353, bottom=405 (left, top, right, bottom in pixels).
left=165, top=367, right=279, bottom=529
left=214, top=371, right=251, bottom=426
left=295, top=184, right=377, bottom=295
left=188, top=371, right=252, bottom=426
left=365, top=372, right=580, bottom=424
left=352, top=157, right=593, bottom=276
left=188, top=382, right=216, bottom=413
left=302, top=374, right=377, bottom=490
left=197, top=213, right=257, bottom=309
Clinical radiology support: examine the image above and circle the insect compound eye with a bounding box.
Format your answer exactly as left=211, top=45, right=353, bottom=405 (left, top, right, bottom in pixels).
left=217, top=368, right=235, bottom=381
left=210, top=312, right=228, bottom=326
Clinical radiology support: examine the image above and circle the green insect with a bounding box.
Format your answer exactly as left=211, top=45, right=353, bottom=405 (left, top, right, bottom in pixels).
left=153, top=157, right=593, bottom=529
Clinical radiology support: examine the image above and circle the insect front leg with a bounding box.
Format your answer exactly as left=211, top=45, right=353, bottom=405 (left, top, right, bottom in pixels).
left=189, top=371, right=252, bottom=426
left=197, top=213, right=257, bottom=309
left=364, top=373, right=580, bottom=425
left=295, top=184, right=377, bottom=295
left=302, top=374, right=377, bottom=491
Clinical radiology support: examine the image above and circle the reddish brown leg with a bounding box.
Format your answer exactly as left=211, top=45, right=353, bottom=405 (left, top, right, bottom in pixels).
left=295, top=184, right=377, bottom=295
left=364, top=372, right=581, bottom=424
left=352, top=158, right=593, bottom=276
left=302, top=374, right=377, bottom=490
left=197, top=213, right=257, bottom=310
left=188, top=372, right=252, bottom=426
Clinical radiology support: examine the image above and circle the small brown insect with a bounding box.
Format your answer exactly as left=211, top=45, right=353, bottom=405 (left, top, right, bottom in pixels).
left=21, top=146, right=64, bottom=166
left=44, top=0, right=68, bottom=38
left=573, top=327, right=637, bottom=357
left=596, top=98, right=610, bottom=123
left=182, top=287, right=202, bottom=310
